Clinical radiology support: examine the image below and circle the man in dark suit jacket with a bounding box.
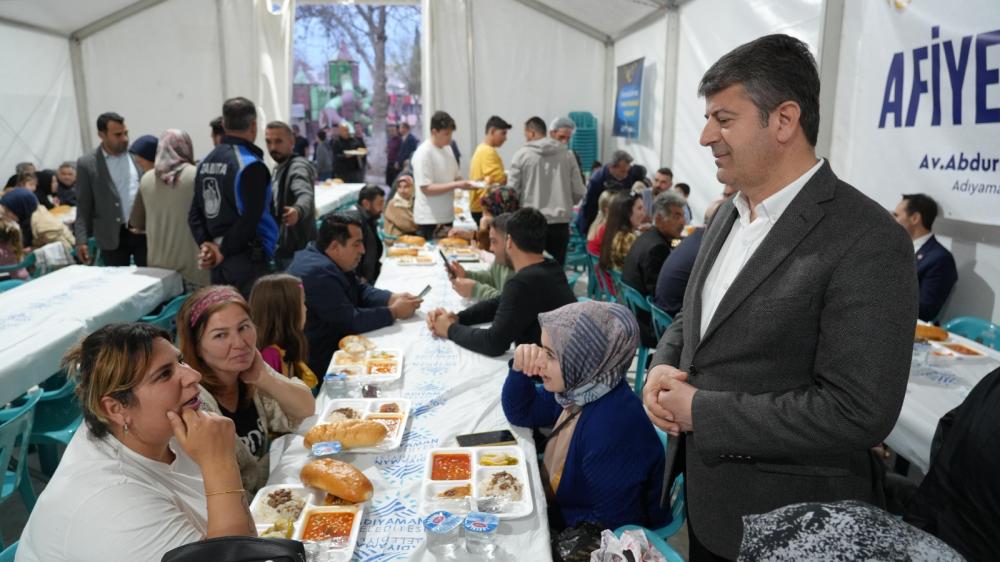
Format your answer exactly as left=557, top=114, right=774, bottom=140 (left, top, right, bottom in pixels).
left=892, top=193, right=958, bottom=322
left=395, top=122, right=419, bottom=173
left=73, top=112, right=146, bottom=266
left=654, top=198, right=726, bottom=318
left=623, top=190, right=687, bottom=347
left=643, top=35, right=917, bottom=561
left=287, top=213, right=422, bottom=375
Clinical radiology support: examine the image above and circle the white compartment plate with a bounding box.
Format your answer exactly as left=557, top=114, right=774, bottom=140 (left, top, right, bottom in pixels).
left=419, top=446, right=533, bottom=520
left=328, top=348, right=404, bottom=384
left=314, top=398, right=412, bottom=453
left=293, top=504, right=365, bottom=556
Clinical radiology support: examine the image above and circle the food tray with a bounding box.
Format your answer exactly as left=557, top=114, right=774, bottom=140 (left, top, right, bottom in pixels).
left=314, top=398, right=412, bottom=452
left=445, top=247, right=480, bottom=262
left=929, top=340, right=991, bottom=361
left=251, top=484, right=364, bottom=556
left=419, top=446, right=533, bottom=520
left=397, top=255, right=436, bottom=266
left=329, top=348, right=403, bottom=384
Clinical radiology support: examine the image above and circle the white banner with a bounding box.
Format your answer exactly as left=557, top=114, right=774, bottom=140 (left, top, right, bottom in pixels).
left=841, top=0, right=1000, bottom=226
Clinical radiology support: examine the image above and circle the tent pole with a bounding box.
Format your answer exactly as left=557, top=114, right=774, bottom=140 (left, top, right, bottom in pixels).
left=0, top=15, right=66, bottom=38
left=216, top=0, right=229, bottom=97
left=816, top=0, right=845, bottom=159
left=69, top=38, right=93, bottom=153
left=659, top=7, right=680, bottom=168
left=602, top=42, right=614, bottom=163
left=510, top=0, right=611, bottom=45
left=71, top=0, right=172, bottom=40
left=421, top=0, right=433, bottom=139
left=464, top=0, right=477, bottom=154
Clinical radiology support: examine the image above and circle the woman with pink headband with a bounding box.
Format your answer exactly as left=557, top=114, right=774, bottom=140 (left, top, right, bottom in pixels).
left=176, top=285, right=315, bottom=494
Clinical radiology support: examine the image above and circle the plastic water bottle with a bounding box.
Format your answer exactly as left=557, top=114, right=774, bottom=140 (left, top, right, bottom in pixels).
left=423, top=510, right=463, bottom=556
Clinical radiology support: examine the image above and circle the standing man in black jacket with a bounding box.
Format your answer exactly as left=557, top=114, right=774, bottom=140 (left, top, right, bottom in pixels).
left=189, top=97, right=278, bottom=297
left=345, top=184, right=385, bottom=284
left=331, top=122, right=366, bottom=183
left=427, top=208, right=576, bottom=356
left=265, top=120, right=317, bottom=267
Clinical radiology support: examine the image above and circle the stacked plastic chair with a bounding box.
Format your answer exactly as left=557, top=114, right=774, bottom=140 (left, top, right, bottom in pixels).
left=0, top=389, right=42, bottom=547
left=568, top=111, right=599, bottom=171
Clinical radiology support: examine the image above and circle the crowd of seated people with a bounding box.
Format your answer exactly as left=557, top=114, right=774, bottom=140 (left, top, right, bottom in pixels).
left=7, top=68, right=982, bottom=562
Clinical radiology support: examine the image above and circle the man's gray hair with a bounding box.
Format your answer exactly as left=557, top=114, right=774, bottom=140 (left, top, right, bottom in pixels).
left=59, top=161, right=76, bottom=171
left=14, top=162, right=33, bottom=174
left=549, top=116, right=576, bottom=131
left=652, top=190, right=687, bottom=218
left=610, top=150, right=633, bottom=166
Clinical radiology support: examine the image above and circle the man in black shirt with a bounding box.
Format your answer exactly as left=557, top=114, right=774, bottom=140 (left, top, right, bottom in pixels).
left=428, top=208, right=576, bottom=356
left=345, top=185, right=385, bottom=284
left=331, top=122, right=366, bottom=183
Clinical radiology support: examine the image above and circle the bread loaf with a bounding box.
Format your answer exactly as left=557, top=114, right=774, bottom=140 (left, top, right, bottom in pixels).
left=396, top=235, right=426, bottom=246
left=338, top=334, right=376, bottom=351
left=915, top=324, right=948, bottom=341
left=438, top=237, right=469, bottom=247
left=300, top=458, right=373, bottom=503
left=387, top=246, right=419, bottom=257
left=304, top=419, right=387, bottom=449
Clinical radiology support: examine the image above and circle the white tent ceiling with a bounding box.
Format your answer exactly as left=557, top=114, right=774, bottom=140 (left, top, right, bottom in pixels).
left=0, top=0, right=152, bottom=37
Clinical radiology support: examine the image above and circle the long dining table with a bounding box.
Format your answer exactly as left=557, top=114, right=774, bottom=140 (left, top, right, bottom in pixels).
left=886, top=332, right=1000, bottom=474
left=266, top=248, right=553, bottom=561
left=0, top=265, right=182, bottom=405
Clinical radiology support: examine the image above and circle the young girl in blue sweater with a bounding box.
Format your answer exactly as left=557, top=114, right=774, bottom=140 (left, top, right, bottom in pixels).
left=501, top=301, right=670, bottom=531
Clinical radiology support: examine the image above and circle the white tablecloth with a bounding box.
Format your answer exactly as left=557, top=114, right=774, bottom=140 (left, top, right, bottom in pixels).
left=885, top=336, right=1000, bottom=473
left=0, top=265, right=182, bottom=404
left=315, top=182, right=365, bottom=217
left=267, top=255, right=552, bottom=561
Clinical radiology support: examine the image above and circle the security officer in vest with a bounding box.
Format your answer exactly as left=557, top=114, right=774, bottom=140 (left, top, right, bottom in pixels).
left=189, top=96, right=279, bottom=297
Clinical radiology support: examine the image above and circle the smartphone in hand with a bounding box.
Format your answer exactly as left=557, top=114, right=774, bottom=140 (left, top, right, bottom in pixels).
left=418, top=284, right=432, bottom=299
left=439, top=249, right=454, bottom=278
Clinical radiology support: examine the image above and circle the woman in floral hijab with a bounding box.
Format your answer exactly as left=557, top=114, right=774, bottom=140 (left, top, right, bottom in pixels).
left=501, top=300, right=670, bottom=531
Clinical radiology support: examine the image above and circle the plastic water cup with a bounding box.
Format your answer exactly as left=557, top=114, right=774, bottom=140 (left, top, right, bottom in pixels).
left=423, top=510, right=463, bottom=556
left=463, top=512, right=499, bottom=556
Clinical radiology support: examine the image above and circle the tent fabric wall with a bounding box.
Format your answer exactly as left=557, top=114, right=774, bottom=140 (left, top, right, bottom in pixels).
left=606, top=16, right=668, bottom=179
left=423, top=0, right=606, bottom=166
left=470, top=0, right=605, bottom=165
left=0, top=0, right=292, bottom=175
left=669, top=0, right=823, bottom=224
left=0, top=22, right=82, bottom=179
left=80, top=0, right=226, bottom=159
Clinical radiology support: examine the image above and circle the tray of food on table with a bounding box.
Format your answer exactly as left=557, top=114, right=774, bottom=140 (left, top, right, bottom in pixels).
left=329, top=335, right=404, bottom=384
left=419, top=446, right=533, bottom=520
left=305, top=397, right=411, bottom=453
left=252, top=457, right=371, bottom=556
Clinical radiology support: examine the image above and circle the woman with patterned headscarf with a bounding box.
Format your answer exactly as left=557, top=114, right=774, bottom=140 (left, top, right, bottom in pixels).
left=502, top=301, right=669, bottom=531
left=129, top=129, right=209, bottom=289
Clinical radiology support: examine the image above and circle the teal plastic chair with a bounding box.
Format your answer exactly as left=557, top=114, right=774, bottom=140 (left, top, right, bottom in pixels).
left=587, top=251, right=617, bottom=302
left=140, top=293, right=190, bottom=336
left=29, top=373, right=83, bottom=476
left=0, top=390, right=42, bottom=547
left=565, top=221, right=589, bottom=271
left=620, top=283, right=652, bottom=395
left=614, top=430, right=686, bottom=562
left=608, top=269, right=623, bottom=300
left=943, top=316, right=999, bottom=350
left=648, top=296, right=675, bottom=341
left=0, top=252, right=35, bottom=278
left=0, top=279, right=25, bottom=292
left=0, top=541, right=16, bottom=562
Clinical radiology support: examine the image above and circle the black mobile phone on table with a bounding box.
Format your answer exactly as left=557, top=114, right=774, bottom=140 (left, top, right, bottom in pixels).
left=456, top=429, right=517, bottom=447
